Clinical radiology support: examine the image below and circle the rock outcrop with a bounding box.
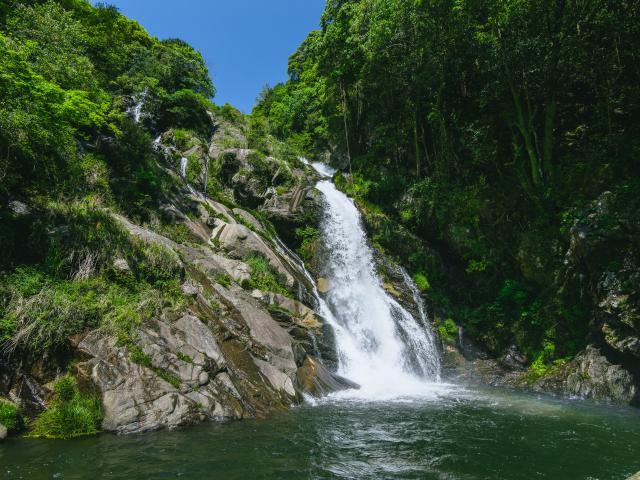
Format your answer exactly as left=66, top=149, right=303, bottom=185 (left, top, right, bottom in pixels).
left=441, top=337, right=638, bottom=405
left=533, top=345, right=637, bottom=403
left=296, top=356, right=358, bottom=398
left=76, top=307, right=298, bottom=434
left=66, top=182, right=343, bottom=433
left=210, top=220, right=296, bottom=287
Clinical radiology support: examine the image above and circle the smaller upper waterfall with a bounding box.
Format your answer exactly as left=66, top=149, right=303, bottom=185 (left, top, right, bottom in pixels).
left=128, top=88, right=147, bottom=123
left=179, top=157, right=188, bottom=179
left=305, top=160, right=442, bottom=400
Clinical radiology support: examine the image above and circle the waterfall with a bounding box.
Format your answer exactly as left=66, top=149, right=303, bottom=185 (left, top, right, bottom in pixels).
left=179, top=156, right=202, bottom=198
left=308, top=161, right=442, bottom=399
left=179, top=157, right=188, bottom=179
left=128, top=88, right=147, bottom=123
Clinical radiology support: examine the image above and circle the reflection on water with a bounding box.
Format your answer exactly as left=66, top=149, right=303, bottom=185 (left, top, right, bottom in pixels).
left=2, top=386, right=639, bottom=480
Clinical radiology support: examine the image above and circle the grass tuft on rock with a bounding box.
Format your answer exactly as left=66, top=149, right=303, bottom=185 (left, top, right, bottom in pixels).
left=29, top=375, right=103, bottom=439
left=241, top=252, right=290, bottom=296
left=0, top=399, right=23, bottom=432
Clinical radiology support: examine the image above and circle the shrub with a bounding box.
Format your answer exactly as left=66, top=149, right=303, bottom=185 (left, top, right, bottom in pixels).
left=214, top=273, right=232, bottom=288
left=0, top=262, right=183, bottom=355
left=436, top=318, right=458, bottom=343
left=295, top=226, right=318, bottom=263
left=0, top=399, right=23, bottom=432
left=412, top=272, right=430, bottom=292
left=29, top=376, right=103, bottom=439
left=158, top=89, right=213, bottom=137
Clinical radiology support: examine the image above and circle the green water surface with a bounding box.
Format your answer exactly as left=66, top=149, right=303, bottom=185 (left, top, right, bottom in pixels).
left=1, top=386, right=639, bottom=480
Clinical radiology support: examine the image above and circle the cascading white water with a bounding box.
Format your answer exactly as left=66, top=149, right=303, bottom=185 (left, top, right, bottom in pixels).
left=129, top=88, right=147, bottom=123
left=179, top=157, right=188, bottom=179
left=308, top=161, right=442, bottom=399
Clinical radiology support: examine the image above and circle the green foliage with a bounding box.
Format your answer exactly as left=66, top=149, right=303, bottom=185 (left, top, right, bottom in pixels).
left=0, top=266, right=179, bottom=354
left=436, top=318, right=458, bottom=344
left=29, top=375, right=103, bottom=439
left=176, top=352, right=194, bottom=364
left=0, top=399, right=23, bottom=432
left=214, top=273, right=232, bottom=288
left=412, top=273, right=430, bottom=292
left=0, top=0, right=215, bottom=205
left=0, top=202, right=185, bottom=355
left=295, top=226, right=319, bottom=263
left=158, top=89, right=213, bottom=136
left=241, top=252, right=290, bottom=296
left=523, top=341, right=570, bottom=384
left=156, top=222, right=195, bottom=245
left=250, top=0, right=640, bottom=359
left=213, top=102, right=244, bottom=125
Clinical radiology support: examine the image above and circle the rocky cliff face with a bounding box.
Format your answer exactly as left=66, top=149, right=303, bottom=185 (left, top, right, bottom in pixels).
left=81, top=124, right=356, bottom=433
left=563, top=189, right=640, bottom=397
left=428, top=185, right=640, bottom=407
left=0, top=112, right=349, bottom=435
left=2, top=111, right=637, bottom=438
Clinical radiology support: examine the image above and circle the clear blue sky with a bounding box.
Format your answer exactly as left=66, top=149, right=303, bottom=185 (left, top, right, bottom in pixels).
left=99, top=0, right=326, bottom=112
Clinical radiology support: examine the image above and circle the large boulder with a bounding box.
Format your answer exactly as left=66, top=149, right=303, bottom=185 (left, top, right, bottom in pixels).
left=180, top=245, right=252, bottom=284
left=534, top=345, right=637, bottom=404
left=77, top=303, right=301, bottom=434
left=77, top=319, right=237, bottom=434
left=210, top=221, right=296, bottom=287
left=262, top=185, right=323, bottom=247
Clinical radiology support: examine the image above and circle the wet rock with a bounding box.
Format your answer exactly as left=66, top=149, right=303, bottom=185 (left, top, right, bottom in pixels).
left=296, top=357, right=358, bottom=398
left=9, top=374, right=47, bottom=416
left=262, top=185, right=323, bottom=247
left=76, top=275, right=311, bottom=434
left=501, top=345, right=527, bottom=371
left=0, top=423, right=7, bottom=441
left=561, top=188, right=640, bottom=379
left=64, top=189, right=343, bottom=432
left=258, top=292, right=322, bottom=329
left=253, top=358, right=296, bottom=397
left=79, top=329, right=206, bottom=434
left=317, top=277, right=330, bottom=293
left=215, top=286, right=297, bottom=375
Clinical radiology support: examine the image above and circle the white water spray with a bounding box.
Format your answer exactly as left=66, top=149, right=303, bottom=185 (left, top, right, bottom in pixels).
left=308, top=161, right=442, bottom=399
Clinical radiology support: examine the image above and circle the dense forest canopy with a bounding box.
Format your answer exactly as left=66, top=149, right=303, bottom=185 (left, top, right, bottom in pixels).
left=251, top=0, right=640, bottom=371
left=0, top=0, right=214, bottom=207
left=0, top=0, right=221, bottom=360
